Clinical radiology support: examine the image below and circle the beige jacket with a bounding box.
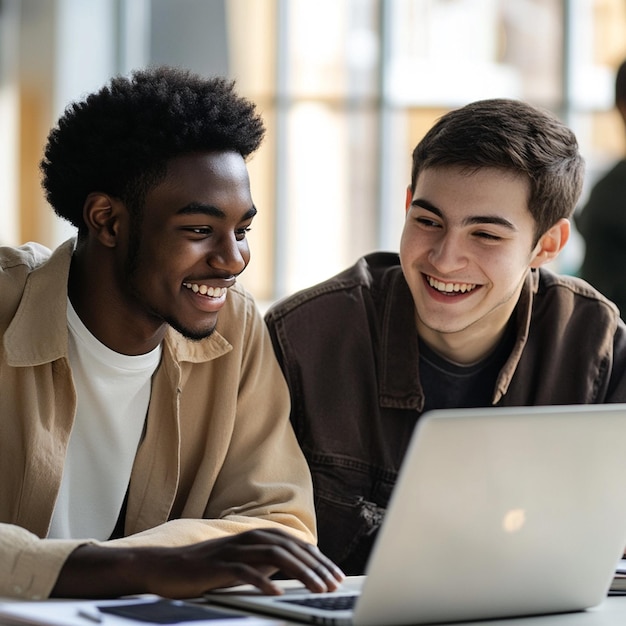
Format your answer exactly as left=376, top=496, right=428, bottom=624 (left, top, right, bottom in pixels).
left=0, top=239, right=316, bottom=599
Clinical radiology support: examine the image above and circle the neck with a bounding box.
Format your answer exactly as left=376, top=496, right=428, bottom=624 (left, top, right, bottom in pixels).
left=68, top=246, right=167, bottom=356
left=417, top=322, right=509, bottom=366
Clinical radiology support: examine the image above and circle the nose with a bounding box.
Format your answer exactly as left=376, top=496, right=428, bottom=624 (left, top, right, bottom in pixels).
left=428, top=231, right=467, bottom=274
left=207, top=233, right=249, bottom=276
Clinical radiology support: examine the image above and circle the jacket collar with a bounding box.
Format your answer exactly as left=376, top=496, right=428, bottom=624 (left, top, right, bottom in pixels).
left=493, top=269, right=536, bottom=403
left=378, top=268, right=424, bottom=411
left=4, top=238, right=232, bottom=367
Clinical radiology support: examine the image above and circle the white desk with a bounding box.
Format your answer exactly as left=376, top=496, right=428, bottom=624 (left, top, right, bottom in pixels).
left=1, top=586, right=626, bottom=626
left=459, top=597, right=626, bottom=626
left=203, top=577, right=626, bottom=626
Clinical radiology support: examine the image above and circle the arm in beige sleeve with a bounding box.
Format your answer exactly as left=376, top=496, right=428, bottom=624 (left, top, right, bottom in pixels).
left=0, top=523, right=89, bottom=599
left=0, top=302, right=323, bottom=600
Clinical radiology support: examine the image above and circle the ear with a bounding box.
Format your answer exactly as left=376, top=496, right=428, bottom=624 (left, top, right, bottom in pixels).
left=405, top=185, right=413, bottom=214
left=82, top=193, right=125, bottom=248
left=530, top=218, right=570, bottom=269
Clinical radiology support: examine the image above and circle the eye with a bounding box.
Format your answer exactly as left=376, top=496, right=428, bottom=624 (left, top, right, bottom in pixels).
left=186, top=226, right=212, bottom=236
left=474, top=231, right=503, bottom=242
left=415, top=216, right=442, bottom=229
left=235, top=226, right=252, bottom=241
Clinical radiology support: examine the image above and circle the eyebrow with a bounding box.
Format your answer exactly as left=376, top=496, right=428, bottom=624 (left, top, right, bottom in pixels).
left=411, top=198, right=517, bottom=231
left=176, top=202, right=257, bottom=221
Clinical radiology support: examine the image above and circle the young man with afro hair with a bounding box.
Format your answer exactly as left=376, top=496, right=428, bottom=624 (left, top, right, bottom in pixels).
left=0, top=66, right=343, bottom=599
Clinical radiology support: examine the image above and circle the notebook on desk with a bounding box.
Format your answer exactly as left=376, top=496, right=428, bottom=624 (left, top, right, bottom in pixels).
left=205, top=404, right=626, bottom=626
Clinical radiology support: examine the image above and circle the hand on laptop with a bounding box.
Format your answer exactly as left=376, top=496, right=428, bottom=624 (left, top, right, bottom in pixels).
left=53, top=528, right=345, bottom=599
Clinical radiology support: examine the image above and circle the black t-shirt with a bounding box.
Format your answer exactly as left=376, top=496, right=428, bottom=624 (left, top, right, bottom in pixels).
left=419, top=321, right=516, bottom=413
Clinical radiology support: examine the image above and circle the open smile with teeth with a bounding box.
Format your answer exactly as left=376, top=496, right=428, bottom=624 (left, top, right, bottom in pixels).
left=183, top=282, right=227, bottom=298
left=426, top=275, right=477, bottom=294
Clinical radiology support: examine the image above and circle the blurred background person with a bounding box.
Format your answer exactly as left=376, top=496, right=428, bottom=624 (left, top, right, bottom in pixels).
left=576, top=59, right=626, bottom=319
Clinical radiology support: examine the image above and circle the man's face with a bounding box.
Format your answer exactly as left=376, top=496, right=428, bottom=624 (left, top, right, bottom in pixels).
left=400, top=165, right=548, bottom=363
left=119, top=151, right=255, bottom=341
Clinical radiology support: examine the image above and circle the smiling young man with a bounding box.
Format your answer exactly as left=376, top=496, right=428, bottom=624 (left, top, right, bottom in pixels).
left=0, top=67, right=344, bottom=600
left=264, top=98, right=626, bottom=575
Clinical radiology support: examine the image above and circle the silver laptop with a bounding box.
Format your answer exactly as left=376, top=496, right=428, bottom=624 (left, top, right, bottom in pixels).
left=205, top=404, right=626, bottom=626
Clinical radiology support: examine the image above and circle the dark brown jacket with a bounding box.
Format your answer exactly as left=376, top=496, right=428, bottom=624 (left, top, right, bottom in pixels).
left=265, top=252, right=626, bottom=574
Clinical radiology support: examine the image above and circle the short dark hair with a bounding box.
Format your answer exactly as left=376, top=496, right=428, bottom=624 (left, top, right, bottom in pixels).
left=40, top=66, right=266, bottom=233
left=410, top=98, right=585, bottom=244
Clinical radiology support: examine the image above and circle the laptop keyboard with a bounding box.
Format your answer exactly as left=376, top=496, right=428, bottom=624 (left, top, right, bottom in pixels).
left=280, top=594, right=357, bottom=611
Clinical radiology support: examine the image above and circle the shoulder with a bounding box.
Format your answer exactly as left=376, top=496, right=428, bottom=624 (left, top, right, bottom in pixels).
left=0, top=243, right=54, bottom=315
left=587, top=159, right=626, bottom=190
left=534, top=269, right=626, bottom=402
left=534, top=267, right=620, bottom=323
left=265, top=252, right=402, bottom=323
left=576, top=160, right=626, bottom=205
left=600, top=158, right=626, bottom=181
left=0, top=242, right=52, bottom=272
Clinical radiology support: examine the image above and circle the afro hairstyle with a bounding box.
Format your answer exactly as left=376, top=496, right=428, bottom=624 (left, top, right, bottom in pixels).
left=40, top=66, right=266, bottom=232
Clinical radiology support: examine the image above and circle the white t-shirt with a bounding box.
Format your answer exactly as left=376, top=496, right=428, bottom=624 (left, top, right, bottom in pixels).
left=48, top=299, right=162, bottom=540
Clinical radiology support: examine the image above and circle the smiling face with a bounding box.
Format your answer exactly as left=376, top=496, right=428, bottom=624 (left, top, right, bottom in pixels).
left=116, top=150, right=255, bottom=343
left=400, top=165, right=568, bottom=364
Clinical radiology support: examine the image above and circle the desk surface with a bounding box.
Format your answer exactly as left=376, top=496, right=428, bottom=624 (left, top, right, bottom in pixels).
left=456, top=597, right=626, bottom=626
left=1, top=583, right=626, bottom=626
left=204, top=576, right=626, bottom=626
